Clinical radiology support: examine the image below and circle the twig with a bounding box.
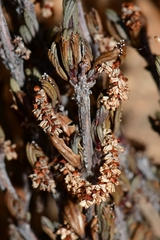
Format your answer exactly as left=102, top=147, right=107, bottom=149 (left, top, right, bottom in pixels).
left=0, top=0, right=25, bottom=87
left=72, top=70, right=95, bottom=175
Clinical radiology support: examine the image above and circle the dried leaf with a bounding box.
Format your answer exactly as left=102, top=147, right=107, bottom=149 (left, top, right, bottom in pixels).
left=132, top=224, right=147, bottom=240
left=57, top=114, right=75, bottom=137
left=19, top=25, right=32, bottom=44
left=50, top=135, right=81, bottom=169
left=105, top=9, right=128, bottom=41
left=93, top=40, right=126, bottom=68
left=155, top=55, right=160, bottom=76
left=24, top=10, right=39, bottom=38
left=26, top=142, right=38, bottom=166
left=48, top=42, right=68, bottom=80
left=62, top=0, right=78, bottom=30
left=10, top=78, right=21, bottom=92
left=63, top=200, right=85, bottom=238
left=60, top=29, right=73, bottom=74
left=40, top=73, right=61, bottom=108
left=85, top=8, right=103, bottom=36
left=90, top=216, right=99, bottom=240
left=97, top=203, right=115, bottom=240
left=41, top=216, right=56, bottom=240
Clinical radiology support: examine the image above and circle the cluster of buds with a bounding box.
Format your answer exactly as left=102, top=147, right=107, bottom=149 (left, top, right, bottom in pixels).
left=32, top=73, right=81, bottom=169
left=48, top=29, right=93, bottom=83
left=99, top=129, right=123, bottom=186
left=32, top=74, right=62, bottom=136
left=100, top=68, right=129, bottom=111
left=12, top=36, right=31, bottom=60
left=3, top=140, right=17, bottom=161
left=94, top=40, right=129, bottom=110
left=59, top=130, right=123, bottom=209
left=29, top=157, right=56, bottom=193
left=0, top=128, right=17, bottom=161
left=27, top=142, right=56, bottom=193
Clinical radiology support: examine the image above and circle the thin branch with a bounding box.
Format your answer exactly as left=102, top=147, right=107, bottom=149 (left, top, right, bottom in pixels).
left=0, top=0, right=25, bottom=87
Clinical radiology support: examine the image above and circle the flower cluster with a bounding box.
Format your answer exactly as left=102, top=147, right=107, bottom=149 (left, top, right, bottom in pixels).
left=100, top=67, right=129, bottom=110
left=33, top=84, right=62, bottom=136
left=33, top=73, right=75, bottom=138
left=97, top=42, right=129, bottom=111
left=29, top=146, right=56, bottom=193
left=12, top=36, right=31, bottom=60
left=60, top=130, right=122, bottom=208
left=121, top=3, right=142, bottom=31
left=3, top=140, right=17, bottom=161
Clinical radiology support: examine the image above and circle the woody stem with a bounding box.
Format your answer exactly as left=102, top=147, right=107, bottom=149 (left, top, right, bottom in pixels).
left=72, top=73, right=95, bottom=176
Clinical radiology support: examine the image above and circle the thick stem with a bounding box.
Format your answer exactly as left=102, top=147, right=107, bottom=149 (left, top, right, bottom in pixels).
left=73, top=75, right=95, bottom=175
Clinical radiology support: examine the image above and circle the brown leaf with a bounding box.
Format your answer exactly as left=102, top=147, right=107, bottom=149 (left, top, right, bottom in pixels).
left=50, top=135, right=81, bottom=169
left=58, top=114, right=75, bottom=137
left=63, top=200, right=85, bottom=238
